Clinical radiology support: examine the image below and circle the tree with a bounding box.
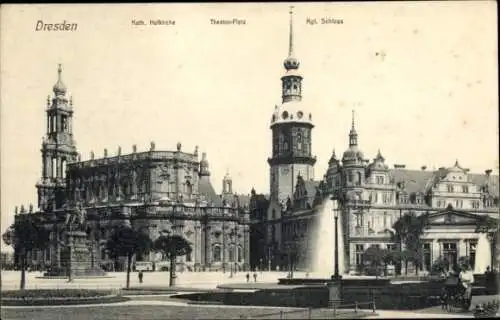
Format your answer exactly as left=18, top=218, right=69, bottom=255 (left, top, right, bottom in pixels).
left=362, top=246, right=388, bottom=278
left=106, top=226, right=153, bottom=289
left=392, top=211, right=428, bottom=275
left=153, top=234, right=192, bottom=287
left=431, top=256, right=449, bottom=275
left=383, top=249, right=399, bottom=276
left=2, top=216, right=50, bottom=290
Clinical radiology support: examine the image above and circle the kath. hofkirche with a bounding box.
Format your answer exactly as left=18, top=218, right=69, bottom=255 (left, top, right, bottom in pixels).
left=13, top=9, right=499, bottom=274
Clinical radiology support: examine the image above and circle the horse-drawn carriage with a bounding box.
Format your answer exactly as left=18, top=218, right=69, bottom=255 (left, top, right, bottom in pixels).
left=440, top=274, right=472, bottom=312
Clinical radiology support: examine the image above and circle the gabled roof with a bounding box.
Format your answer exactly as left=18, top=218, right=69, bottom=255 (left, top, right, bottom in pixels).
left=427, top=206, right=491, bottom=225
left=304, top=180, right=320, bottom=197
left=198, top=179, right=223, bottom=207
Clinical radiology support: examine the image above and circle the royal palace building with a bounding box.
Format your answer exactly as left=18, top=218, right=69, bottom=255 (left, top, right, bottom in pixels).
left=252, top=9, right=500, bottom=275
left=12, top=64, right=251, bottom=272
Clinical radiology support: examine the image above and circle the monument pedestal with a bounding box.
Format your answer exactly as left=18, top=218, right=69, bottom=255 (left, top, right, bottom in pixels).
left=327, top=276, right=343, bottom=310
left=45, top=230, right=107, bottom=278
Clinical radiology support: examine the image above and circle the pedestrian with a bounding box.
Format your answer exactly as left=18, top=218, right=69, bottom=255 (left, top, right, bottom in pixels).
left=253, top=272, right=257, bottom=282
left=246, top=272, right=250, bottom=283
left=138, top=270, right=144, bottom=284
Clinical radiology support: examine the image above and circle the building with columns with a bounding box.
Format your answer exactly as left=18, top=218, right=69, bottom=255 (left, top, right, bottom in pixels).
left=12, top=64, right=251, bottom=273
left=254, top=8, right=499, bottom=274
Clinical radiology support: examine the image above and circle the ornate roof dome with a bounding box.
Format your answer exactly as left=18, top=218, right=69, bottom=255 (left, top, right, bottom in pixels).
left=342, top=146, right=364, bottom=162
left=53, top=64, right=67, bottom=95
left=284, top=56, right=300, bottom=70
left=342, top=110, right=364, bottom=163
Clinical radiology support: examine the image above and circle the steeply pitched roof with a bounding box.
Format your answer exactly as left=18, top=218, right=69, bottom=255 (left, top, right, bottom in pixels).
left=198, top=178, right=223, bottom=206
left=389, top=169, right=434, bottom=194
left=469, top=173, right=499, bottom=197
left=303, top=180, right=321, bottom=207
left=235, top=194, right=251, bottom=208
left=388, top=168, right=499, bottom=198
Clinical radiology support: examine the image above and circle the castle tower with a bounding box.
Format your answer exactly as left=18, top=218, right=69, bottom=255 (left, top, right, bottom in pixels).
left=36, top=64, right=79, bottom=212
left=266, top=7, right=316, bottom=259
left=268, top=7, right=316, bottom=207
left=341, top=110, right=366, bottom=192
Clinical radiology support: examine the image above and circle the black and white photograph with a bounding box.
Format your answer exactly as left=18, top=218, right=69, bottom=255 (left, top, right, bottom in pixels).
left=0, top=2, right=498, bottom=319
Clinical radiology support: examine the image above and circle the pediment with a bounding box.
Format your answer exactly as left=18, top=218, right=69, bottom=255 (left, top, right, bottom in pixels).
left=428, top=209, right=482, bottom=225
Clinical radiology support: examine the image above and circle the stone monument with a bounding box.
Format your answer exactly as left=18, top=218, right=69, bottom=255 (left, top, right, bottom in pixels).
left=49, top=203, right=107, bottom=279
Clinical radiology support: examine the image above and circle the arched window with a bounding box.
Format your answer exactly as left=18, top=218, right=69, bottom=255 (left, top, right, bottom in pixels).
left=356, top=172, right=362, bottom=186
left=121, top=182, right=128, bottom=196
left=61, top=158, right=67, bottom=179
left=213, top=246, right=221, bottom=262
left=186, top=181, right=192, bottom=196
left=52, top=158, right=57, bottom=178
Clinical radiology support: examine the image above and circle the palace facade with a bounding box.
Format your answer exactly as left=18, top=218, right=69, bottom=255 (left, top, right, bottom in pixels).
left=251, top=9, right=499, bottom=274
left=13, top=65, right=251, bottom=272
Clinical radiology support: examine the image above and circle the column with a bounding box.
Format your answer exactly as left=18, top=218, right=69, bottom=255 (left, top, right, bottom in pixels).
left=47, top=154, right=53, bottom=179
left=244, top=224, right=250, bottom=271
left=431, top=239, right=439, bottom=266
left=222, top=224, right=228, bottom=270
left=200, top=223, right=206, bottom=269
left=42, top=154, right=47, bottom=179
left=205, top=224, right=212, bottom=268
left=459, top=239, right=466, bottom=260
left=194, top=223, right=201, bottom=270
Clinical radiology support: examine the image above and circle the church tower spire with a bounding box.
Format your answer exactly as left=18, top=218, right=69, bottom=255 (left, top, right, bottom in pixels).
left=36, top=64, right=79, bottom=212
left=281, top=6, right=302, bottom=103
left=349, top=110, right=358, bottom=147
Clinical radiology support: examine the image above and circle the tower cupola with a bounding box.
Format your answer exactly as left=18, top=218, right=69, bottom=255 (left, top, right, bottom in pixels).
left=199, top=152, right=210, bottom=176
left=52, top=64, right=67, bottom=96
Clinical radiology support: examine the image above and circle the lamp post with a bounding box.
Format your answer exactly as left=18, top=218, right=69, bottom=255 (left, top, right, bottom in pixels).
left=334, top=208, right=340, bottom=280
left=327, top=196, right=342, bottom=310
left=229, top=228, right=237, bottom=278
left=268, top=246, right=272, bottom=272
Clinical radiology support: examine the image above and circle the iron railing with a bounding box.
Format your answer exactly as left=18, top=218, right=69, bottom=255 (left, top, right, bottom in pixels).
left=239, top=300, right=377, bottom=319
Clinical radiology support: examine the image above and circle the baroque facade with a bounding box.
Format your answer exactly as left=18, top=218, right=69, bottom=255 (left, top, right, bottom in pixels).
left=255, top=9, right=499, bottom=274
left=13, top=65, right=251, bottom=272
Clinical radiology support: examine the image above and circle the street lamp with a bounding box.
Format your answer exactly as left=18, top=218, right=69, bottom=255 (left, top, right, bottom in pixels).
left=268, top=247, right=272, bottom=272
left=333, top=206, right=341, bottom=280
left=327, top=196, right=342, bottom=310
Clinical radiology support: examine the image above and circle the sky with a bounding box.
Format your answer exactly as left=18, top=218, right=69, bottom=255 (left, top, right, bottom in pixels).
left=1, top=2, right=498, bottom=251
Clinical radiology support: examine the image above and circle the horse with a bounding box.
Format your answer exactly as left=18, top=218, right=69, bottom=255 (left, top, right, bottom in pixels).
left=440, top=275, right=471, bottom=313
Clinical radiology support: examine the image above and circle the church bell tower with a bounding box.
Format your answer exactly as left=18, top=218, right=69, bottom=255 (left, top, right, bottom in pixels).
left=36, top=64, right=79, bottom=212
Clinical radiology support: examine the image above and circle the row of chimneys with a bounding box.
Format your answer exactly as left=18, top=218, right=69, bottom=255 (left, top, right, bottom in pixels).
left=85, top=142, right=199, bottom=160
left=394, top=164, right=493, bottom=175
